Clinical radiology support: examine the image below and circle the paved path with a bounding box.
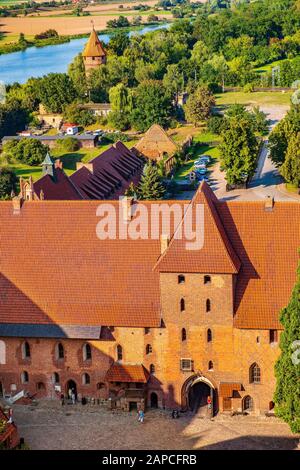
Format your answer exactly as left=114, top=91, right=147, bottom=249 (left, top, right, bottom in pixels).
left=12, top=404, right=300, bottom=450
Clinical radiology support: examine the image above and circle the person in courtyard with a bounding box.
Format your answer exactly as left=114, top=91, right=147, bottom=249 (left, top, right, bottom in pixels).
left=138, top=409, right=144, bottom=423
left=60, top=393, right=65, bottom=406
left=71, top=390, right=76, bottom=405
left=207, top=395, right=212, bottom=414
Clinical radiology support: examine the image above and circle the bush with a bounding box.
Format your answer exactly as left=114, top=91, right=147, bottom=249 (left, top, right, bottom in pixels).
left=5, top=138, right=48, bottom=166
left=56, top=137, right=80, bottom=152
left=108, top=110, right=131, bottom=131
left=0, top=167, right=17, bottom=199
left=243, top=83, right=254, bottom=93
left=34, top=29, right=58, bottom=40
left=207, top=115, right=225, bottom=135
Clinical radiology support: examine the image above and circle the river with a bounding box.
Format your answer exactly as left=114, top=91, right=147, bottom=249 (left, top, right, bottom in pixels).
left=0, top=24, right=169, bottom=85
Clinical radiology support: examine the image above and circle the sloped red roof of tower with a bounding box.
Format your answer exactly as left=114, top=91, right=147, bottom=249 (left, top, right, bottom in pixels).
left=82, top=28, right=106, bottom=57
left=155, top=182, right=241, bottom=274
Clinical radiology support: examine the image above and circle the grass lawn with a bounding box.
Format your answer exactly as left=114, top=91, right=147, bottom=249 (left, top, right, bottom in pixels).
left=0, top=33, right=34, bottom=45
left=174, top=131, right=221, bottom=181
left=216, top=90, right=292, bottom=108
left=9, top=140, right=137, bottom=180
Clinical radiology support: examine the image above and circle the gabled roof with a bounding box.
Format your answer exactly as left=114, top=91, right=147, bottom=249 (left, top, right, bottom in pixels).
left=82, top=28, right=106, bottom=58
left=105, top=364, right=150, bottom=383
left=134, top=124, right=178, bottom=160
left=33, top=168, right=84, bottom=200
left=155, top=182, right=241, bottom=274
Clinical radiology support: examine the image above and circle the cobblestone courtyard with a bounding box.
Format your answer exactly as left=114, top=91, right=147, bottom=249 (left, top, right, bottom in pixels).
left=12, top=403, right=300, bottom=450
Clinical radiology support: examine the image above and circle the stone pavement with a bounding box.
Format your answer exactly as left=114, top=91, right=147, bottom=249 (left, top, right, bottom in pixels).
left=12, top=403, right=300, bottom=450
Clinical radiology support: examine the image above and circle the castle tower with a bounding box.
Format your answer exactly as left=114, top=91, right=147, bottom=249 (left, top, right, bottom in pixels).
left=82, top=25, right=107, bottom=75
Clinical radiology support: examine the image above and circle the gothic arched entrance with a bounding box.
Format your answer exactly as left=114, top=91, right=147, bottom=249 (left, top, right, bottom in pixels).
left=150, top=392, right=158, bottom=408
left=181, top=375, right=217, bottom=416
left=66, top=379, right=77, bottom=399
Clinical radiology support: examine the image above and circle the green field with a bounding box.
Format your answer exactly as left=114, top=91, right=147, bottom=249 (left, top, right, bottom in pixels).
left=216, top=90, right=292, bottom=108
left=174, top=131, right=221, bottom=181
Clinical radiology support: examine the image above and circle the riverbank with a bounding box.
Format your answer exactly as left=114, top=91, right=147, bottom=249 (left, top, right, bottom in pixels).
left=0, top=20, right=171, bottom=56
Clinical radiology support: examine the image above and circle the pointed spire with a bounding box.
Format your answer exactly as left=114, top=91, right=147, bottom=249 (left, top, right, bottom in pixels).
left=82, top=27, right=106, bottom=58
left=42, top=152, right=54, bottom=178
left=42, top=151, right=53, bottom=166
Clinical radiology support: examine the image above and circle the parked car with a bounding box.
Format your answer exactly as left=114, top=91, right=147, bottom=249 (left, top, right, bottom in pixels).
left=194, top=162, right=207, bottom=169
left=199, top=155, right=211, bottom=163
left=197, top=168, right=207, bottom=175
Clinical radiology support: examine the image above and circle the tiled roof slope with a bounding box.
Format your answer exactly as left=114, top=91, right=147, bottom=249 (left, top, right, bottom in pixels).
left=134, top=124, right=178, bottom=160
left=69, top=141, right=144, bottom=200
left=155, top=182, right=241, bottom=274
left=82, top=28, right=106, bottom=58
left=105, top=364, right=150, bottom=383
left=33, top=168, right=84, bottom=200
left=217, top=200, right=300, bottom=329
left=0, top=183, right=299, bottom=331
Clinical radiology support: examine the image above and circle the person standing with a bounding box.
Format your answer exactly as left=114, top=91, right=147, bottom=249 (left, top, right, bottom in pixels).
left=71, top=390, right=76, bottom=405
left=138, top=409, right=144, bottom=423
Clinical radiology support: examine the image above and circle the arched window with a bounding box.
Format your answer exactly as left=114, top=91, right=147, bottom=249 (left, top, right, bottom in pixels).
left=21, top=371, right=29, bottom=384
left=249, top=363, right=261, bottom=383
left=144, top=328, right=150, bottom=335
left=208, top=360, right=213, bottom=370
left=207, top=329, right=212, bottom=343
left=117, top=345, right=123, bottom=361
left=181, top=328, right=187, bottom=341
left=52, top=372, right=60, bottom=384
left=269, top=401, right=275, bottom=411
left=204, top=275, right=211, bottom=284
left=178, top=274, right=185, bottom=284
left=206, top=299, right=211, bottom=313
left=22, top=341, right=30, bottom=359
left=180, top=298, right=185, bottom=312
left=37, top=382, right=45, bottom=390
left=150, top=364, right=155, bottom=374
left=56, top=343, right=64, bottom=360
left=83, top=343, right=92, bottom=361
left=146, top=344, right=152, bottom=355
left=97, top=382, right=105, bottom=390
left=243, top=395, right=253, bottom=411
left=82, top=373, right=90, bottom=385
left=0, top=340, right=6, bottom=365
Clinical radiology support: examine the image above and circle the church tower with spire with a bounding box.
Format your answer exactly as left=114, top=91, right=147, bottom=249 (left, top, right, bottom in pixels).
left=82, top=25, right=107, bottom=75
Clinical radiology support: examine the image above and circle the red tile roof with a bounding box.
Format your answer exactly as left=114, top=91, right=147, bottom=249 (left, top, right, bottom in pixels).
left=105, top=364, right=150, bottom=383
left=0, top=183, right=299, bottom=331
left=33, top=168, right=84, bottom=200
left=155, top=182, right=241, bottom=274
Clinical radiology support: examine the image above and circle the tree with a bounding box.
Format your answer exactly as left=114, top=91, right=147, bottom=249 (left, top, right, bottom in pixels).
left=219, top=117, right=258, bottom=185
left=63, top=103, right=95, bottom=127
left=274, top=263, right=300, bottom=433
left=108, top=83, right=132, bottom=130
left=184, top=86, right=215, bottom=125
left=68, top=53, right=87, bottom=99
left=136, top=163, right=166, bottom=200
left=130, top=80, right=173, bottom=132
left=0, top=100, right=30, bottom=139
left=5, top=138, right=49, bottom=166
left=109, top=31, right=130, bottom=56
left=18, top=32, right=27, bottom=48
left=0, top=167, right=17, bottom=199
left=269, top=106, right=300, bottom=167
left=163, top=64, right=184, bottom=103
left=280, top=133, right=300, bottom=187
left=37, top=73, right=77, bottom=114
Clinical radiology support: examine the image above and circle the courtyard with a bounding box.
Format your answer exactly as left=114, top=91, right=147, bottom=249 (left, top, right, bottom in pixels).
left=12, top=403, right=300, bottom=450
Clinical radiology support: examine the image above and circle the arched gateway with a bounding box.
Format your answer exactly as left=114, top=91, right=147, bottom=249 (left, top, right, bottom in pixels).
left=181, top=374, right=217, bottom=416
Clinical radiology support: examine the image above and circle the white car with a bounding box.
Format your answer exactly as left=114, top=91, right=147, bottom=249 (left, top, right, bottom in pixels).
left=194, top=162, right=207, bottom=169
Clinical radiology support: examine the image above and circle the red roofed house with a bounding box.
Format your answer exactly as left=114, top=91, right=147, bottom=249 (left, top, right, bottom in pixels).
left=0, top=182, right=299, bottom=416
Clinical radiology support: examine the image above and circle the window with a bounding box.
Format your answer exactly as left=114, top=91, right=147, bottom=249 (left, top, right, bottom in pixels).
left=144, top=328, right=150, bottom=335
left=208, top=361, right=213, bottom=371
left=0, top=340, right=6, bottom=365
left=204, top=275, right=211, bottom=284
left=82, top=373, right=90, bottom=385
left=37, top=382, right=45, bottom=390
left=181, top=328, right=187, bottom=342
left=146, top=344, right=152, bottom=355
left=243, top=395, right=253, bottom=411
left=207, top=329, right=212, bottom=343
left=180, top=358, right=193, bottom=371
left=206, top=299, right=211, bottom=313
left=22, top=341, right=30, bottom=359
left=56, top=343, right=64, bottom=360
left=150, top=364, right=155, bottom=374
left=180, top=298, right=185, bottom=312
left=83, top=343, right=92, bottom=361
left=249, top=363, right=261, bottom=384
left=97, top=382, right=105, bottom=390
left=21, top=371, right=29, bottom=384
left=178, top=275, right=185, bottom=284
left=117, top=345, right=123, bottom=361
left=52, top=372, right=60, bottom=384
left=256, top=336, right=260, bottom=344
left=269, top=330, right=278, bottom=344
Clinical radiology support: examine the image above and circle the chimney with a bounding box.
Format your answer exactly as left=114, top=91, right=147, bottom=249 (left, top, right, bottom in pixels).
left=55, top=159, right=63, bottom=169
left=121, top=196, right=133, bottom=222
left=264, top=195, right=274, bottom=211
left=12, top=196, right=23, bottom=215
left=160, top=233, right=170, bottom=255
